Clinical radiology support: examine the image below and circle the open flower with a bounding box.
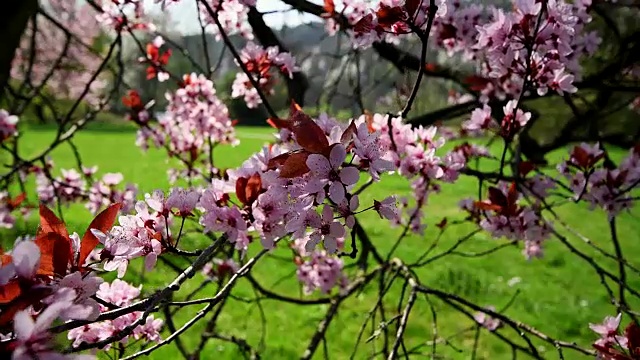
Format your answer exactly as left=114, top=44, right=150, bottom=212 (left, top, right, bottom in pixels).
left=306, top=144, right=360, bottom=203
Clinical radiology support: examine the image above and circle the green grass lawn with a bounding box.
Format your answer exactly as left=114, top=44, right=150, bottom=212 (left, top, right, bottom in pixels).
left=3, top=124, right=640, bottom=359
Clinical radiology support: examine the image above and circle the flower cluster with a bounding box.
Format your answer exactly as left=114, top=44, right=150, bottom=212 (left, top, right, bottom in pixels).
left=463, top=100, right=532, bottom=141
left=0, top=192, right=26, bottom=229
left=558, top=143, right=640, bottom=218
left=202, top=257, right=240, bottom=281
left=231, top=42, right=300, bottom=108
left=0, top=203, right=162, bottom=358
left=32, top=164, right=137, bottom=216
left=196, top=105, right=398, bottom=258
left=90, top=189, right=184, bottom=277
left=365, top=112, right=488, bottom=234
left=473, top=306, right=502, bottom=331
left=139, top=36, right=172, bottom=82
left=199, top=0, right=256, bottom=41
left=0, top=110, right=18, bottom=141
left=333, top=0, right=447, bottom=48
left=136, top=73, right=238, bottom=183
left=97, top=0, right=150, bottom=31
left=588, top=314, right=640, bottom=360
left=348, top=0, right=599, bottom=102
left=469, top=181, right=551, bottom=259
left=68, top=279, right=163, bottom=350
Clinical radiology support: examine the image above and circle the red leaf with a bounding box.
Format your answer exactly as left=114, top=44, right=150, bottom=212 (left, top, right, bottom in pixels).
left=364, top=111, right=375, bottom=133
left=424, top=63, right=437, bottom=72
left=405, top=0, right=421, bottom=17
left=376, top=4, right=406, bottom=28
left=626, top=321, right=640, bottom=357
left=37, top=204, right=68, bottom=239
left=340, top=120, right=358, bottom=144
left=518, top=161, right=536, bottom=177
left=34, top=232, right=71, bottom=277
left=235, top=174, right=262, bottom=206
left=0, top=287, right=50, bottom=328
left=78, top=203, right=122, bottom=268
left=353, top=14, right=375, bottom=34
left=266, top=117, right=291, bottom=130
left=289, top=107, right=330, bottom=154
left=267, top=153, right=291, bottom=170
left=436, top=217, right=448, bottom=229
left=506, top=182, right=519, bottom=215
left=571, top=145, right=589, bottom=168
left=0, top=299, right=28, bottom=328
left=487, top=187, right=507, bottom=208
left=323, top=0, right=335, bottom=14
left=280, top=152, right=311, bottom=178
left=464, top=75, right=491, bottom=92
left=245, top=173, right=262, bottom=205
left=236, top=177, right=249, bottom=205
left=0, top=281, right=21, bottom=304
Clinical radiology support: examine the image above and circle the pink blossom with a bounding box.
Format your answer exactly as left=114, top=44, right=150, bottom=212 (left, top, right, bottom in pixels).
left=0, top=110, right=19, bottom=140
left=307, top=205, right=346, bottom=254
left=166, top=188, right=200, bottom=216
left=0, top=240, right=40, bottom=285
left=306, top=144, right=360, bottom=203
left=473, top=306, right=502, bottom=331
left=12, top=300, right=92, bottom=360
left=45, top=272, right=104, bottom=321
left=296, top=250, right=348, bottom=295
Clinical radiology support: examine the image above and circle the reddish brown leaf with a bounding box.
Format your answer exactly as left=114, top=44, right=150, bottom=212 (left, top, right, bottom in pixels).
left=405, top=0, right=421, bottom=17
left=353, top=14, right=375, bottom=34
left=626, top=321, right=640, bottom=357
left=464, top=75, right=491, bottom=92
left=78, top=203, right=122, bottom=268
left=267, top=153, right=291, bottom=170
left=0, top=299, right=28, bottom=328
left=289, top=100, right=303, bottom=115
left=280, top=152, right=311, bottom=178
left=7, top=193, right=25, bottom=211
left=340, top=120, right=358, bottom=144
left=35, top=232, right=71, bottom=277
left=487, top=187, right=507, bottom=208
left=245, top=173, right=262, bottom=205
left=424, top=63, right=437, bottom=72
left=236, top=174, right=263, bottom=206
left=473, top=201, right=503, bottom=212
left=571, top=145, right=589, bottom=168
left=518, top=161, right=536, bottom=177
left=436, top=217, right=448, bottom=229
left=37, top=204, right=68, bottom=239
left=236, top=177, right=249, bottom=205
left=0, top=253, right=10, bottom=267
left=0, top=281, right=21, bottom=304
left=0, top=287, right=50, bottom=328
left=376, top=4, right=406, bottom=28
left=290, top=108, right=330, bottom=154
left=506, top=182, right=519, bottom=215
left=364, top=110, right=375, bottom=133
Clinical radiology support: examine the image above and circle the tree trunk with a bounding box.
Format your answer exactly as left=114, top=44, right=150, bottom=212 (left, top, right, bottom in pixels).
left=0, top=0, right=39, bottom=100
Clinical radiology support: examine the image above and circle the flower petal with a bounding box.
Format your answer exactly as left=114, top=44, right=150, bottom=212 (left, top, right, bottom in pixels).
left=12, top=240, right=40, bottom=279
left=329, top=144, right=347, bottom=169
left=306, top=154, right=331, bottom=177
left=340, top=167, right=360, bottom=185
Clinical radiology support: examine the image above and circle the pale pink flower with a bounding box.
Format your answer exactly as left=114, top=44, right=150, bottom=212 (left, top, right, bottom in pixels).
left=306, top=144, right=360, bottom=203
